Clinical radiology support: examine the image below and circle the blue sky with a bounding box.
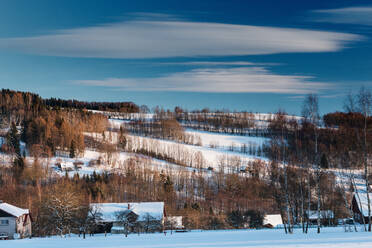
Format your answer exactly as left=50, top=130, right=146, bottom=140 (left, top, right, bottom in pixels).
left=0, top=0, right=372, bottom=114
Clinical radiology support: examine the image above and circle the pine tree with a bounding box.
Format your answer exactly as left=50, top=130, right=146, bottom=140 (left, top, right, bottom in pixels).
left=320, top=154, right=329, bottom=169
left=70, top=140, right=76, bottom=158
left=7, top=122, right=20, bottom=156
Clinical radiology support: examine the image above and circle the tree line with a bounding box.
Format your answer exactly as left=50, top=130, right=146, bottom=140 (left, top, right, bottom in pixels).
left=45, top=98, right=139, bottom=113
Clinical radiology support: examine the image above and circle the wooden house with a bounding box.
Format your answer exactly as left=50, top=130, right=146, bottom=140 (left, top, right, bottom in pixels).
left=352, top=191, right=372, bottom=224
left=0, top=201, right=32, bottom=239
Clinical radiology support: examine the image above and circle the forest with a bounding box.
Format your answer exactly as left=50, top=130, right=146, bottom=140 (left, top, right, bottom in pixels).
left=0, top=87, right=372, bottom=236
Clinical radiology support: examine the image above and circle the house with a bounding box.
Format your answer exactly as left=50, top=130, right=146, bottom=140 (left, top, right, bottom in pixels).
left=352, top=191, right=372, bottom=224
left=55, top=160, right=74, bottom=172
left=0, top=201, right=32, bottom=239
left=90, top=202, right=165, bottom=234
left=306, top=210, right=334, bottom=225
left=263, top=214, right=283, bottom=228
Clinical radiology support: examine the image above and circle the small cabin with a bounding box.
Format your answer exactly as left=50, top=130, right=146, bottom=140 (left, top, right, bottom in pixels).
left=263, top=214, right=283, bottom=228
left=55, top=161, right=74, bottom=171
left=0, top=201, right=32, bottom=239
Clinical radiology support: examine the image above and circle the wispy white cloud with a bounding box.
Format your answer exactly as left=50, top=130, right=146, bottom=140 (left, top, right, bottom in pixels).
left=313, top=6, right=372, bottom=26
left=73, top=66, right=330, bottom=94
left=159, top=61, right=263, bottom=66
left=169, top=61, right=256, bottom=66
left=0, top=15, right=361, bottom=59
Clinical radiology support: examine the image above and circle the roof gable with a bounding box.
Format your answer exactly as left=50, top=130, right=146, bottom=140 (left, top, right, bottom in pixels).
left=0, top=203, right=29, bottom=218
left=0, top=209, right=15, bottom=218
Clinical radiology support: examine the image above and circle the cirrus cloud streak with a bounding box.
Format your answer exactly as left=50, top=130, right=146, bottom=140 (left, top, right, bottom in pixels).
left=0, top=17, right=361, bottom=59
left=74, top=67, right=331, bottom=94
left=313, top=6, right=372, bottom=26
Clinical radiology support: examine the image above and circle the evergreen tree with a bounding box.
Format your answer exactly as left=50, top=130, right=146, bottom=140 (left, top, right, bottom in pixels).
left=320, top=154, right=329, bottom=169
left=227, top=210, right=244, bottom=228
left=7, top=122, right=20, bottom=156
left=13, top=156, right=25, bottom=180
left=70, top=140, right=76, bottom=158
left=244, top=210, right=263, bottom=228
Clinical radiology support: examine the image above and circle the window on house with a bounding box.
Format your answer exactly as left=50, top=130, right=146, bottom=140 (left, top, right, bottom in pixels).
left=0, top=220, right=9, bottom=225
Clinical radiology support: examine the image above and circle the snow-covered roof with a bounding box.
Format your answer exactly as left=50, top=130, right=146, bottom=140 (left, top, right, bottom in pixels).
left=0, top=202, right=29, bottom=218
left=59, top=161, right=74, bottom=167
left=263, top=214, right=283, bottom=227
left=90, top=202, right=164, bottom=222
left=306, top=210, right=334, bottom=220
left=354, top=191, right=372, bottom=217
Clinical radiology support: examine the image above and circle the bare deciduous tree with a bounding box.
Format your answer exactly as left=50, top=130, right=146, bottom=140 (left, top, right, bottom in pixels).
left=357, top=87, right=372, bottom=231
left=302, top=94, right=321, bottom=234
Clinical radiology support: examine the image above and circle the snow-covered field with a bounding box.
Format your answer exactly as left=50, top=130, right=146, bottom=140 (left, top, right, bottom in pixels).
left=2, top=228, right=372, bottom=248
left=185, top=128, right=269, bottom=151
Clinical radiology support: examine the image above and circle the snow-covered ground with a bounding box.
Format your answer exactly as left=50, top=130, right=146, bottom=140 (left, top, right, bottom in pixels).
left=185, top=128, right=269, bottom=151
left=46, top=150, right=192, bottom=178
left=2, top=227, right=372, bottom=248
left=0, top=138, right=201, bottom=178
left=125, top=133, right=267, bottom=172
left=106, top=119, right=268, bottom=172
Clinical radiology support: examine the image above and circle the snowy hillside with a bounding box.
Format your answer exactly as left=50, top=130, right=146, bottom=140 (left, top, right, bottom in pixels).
left=126, top=133, right=268, bottom=171
left=88, top=119, right=271, bottom=173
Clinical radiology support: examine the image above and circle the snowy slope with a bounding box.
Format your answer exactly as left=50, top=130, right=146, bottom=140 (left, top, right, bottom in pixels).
left=126, top=134, right=267, bottom=171
left=106, top=119, right=268, bottom=172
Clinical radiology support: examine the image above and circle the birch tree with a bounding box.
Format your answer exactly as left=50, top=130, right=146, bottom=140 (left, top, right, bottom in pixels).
left=302, top=94, right=321, bottom=233
left=357, top=87, right=372, bottom=231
